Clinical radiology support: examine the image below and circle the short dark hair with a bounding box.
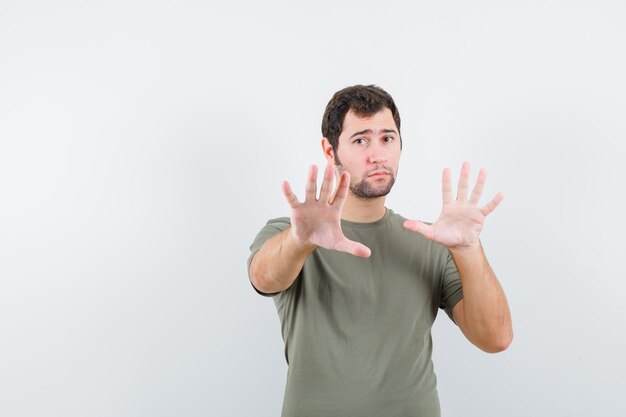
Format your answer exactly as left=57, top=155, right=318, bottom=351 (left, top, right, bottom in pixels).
left=321, top=85, right=402, bottom=152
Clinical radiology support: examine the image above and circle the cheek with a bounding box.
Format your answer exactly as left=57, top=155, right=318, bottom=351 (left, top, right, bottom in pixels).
left=389, top=156, right=401, bottom=175
left=338, top=153, right=364, bottom=169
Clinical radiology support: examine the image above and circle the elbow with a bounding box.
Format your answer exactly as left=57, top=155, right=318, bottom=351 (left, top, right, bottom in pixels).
left=249, top=258, right=266, bottom=293
left=249, top=262, right=285, bottom=294
left=250, top=275, right=278, bottom=294
left=249, top=268, right=275, bottom=294
left=481, top=330, right=513, bottom=354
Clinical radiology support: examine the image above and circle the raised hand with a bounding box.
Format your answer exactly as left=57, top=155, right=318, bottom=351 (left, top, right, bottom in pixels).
left=282, top=163, right=371, bottom=258
left=403, top=162, right=503, bottom=250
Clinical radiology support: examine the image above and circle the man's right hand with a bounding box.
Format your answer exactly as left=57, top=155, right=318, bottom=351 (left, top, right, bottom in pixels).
left=249, top=163, right=370, bottom=294
left=282, top=163, right=371, bottom=258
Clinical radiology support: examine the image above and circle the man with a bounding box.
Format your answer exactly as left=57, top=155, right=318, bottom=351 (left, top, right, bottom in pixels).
left=248, top=85, right=512, bottom=417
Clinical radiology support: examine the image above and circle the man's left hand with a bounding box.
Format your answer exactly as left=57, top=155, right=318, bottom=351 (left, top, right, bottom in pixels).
left=403, top=161, right=503, bottom=250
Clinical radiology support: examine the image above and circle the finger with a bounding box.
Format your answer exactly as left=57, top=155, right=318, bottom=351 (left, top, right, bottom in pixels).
left=456, top=161, right=471, bottom=201
left=403, top=220, right=435, bottom=241
left=330, top=171, right=350, bottom=205
left=334, top=239, right=371, bottom=258
left=481, top=192, right=504, bottom=216
left=305, top=165, right=318, bottom=201
left=469, top=168, right=488, bottom=205
left=318, top=163, right=335, bottom=203
left=281, top=180, right=300, bottom=209
left=442, top=168, right=453, bottom=204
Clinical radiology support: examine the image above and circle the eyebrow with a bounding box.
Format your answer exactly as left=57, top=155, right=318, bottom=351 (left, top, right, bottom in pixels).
left=349, top=129, right=398, bottom=139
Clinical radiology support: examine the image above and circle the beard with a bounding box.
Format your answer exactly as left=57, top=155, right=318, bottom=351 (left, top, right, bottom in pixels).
left=336, top=159, right=396, bottom=199
left=350, top=173, right=396, bottom=199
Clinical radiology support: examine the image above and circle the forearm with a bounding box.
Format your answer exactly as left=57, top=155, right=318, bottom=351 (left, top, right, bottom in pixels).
left=249, top=228, right=317, bottom=293
left=451, top=242, right=513, bottom=353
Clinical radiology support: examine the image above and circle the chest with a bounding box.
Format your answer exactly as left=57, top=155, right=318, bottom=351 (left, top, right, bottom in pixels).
left=300, top=237, right=443, bottom=328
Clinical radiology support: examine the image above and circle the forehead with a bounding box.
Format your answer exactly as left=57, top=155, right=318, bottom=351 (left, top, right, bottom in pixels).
left=340, top=108, right=397, bottom=137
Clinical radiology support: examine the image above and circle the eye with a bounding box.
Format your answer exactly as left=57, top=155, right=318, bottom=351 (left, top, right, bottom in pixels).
left=353, top=138, right=367, bottom=145
left=383, top=136, right=394, bottom=143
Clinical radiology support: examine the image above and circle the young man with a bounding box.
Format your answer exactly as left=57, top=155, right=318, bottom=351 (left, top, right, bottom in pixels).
left=248, top=85, right=512, bottom=417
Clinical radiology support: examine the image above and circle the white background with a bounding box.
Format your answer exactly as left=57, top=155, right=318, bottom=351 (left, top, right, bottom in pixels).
left=1, top=1, right=625, bottom=416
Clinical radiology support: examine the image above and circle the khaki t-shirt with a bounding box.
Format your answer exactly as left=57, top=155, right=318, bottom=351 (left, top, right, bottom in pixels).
left=248, top=209, right=463, bottom=417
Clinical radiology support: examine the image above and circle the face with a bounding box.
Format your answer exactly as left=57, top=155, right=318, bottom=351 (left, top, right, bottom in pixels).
left=324, top=108, right=401, bottom=199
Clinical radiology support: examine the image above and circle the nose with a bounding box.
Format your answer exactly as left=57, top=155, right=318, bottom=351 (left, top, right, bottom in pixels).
left=368, top=149, right=387, bottom=164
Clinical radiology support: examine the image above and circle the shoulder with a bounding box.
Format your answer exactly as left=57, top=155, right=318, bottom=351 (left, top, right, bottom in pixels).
left=386, top=209, right=408, bottom=225
left=264, top=216, right=291, bottom=230
left=249, top=217, right=291, bottom=253
left=385, top=209, right=422, bottom=239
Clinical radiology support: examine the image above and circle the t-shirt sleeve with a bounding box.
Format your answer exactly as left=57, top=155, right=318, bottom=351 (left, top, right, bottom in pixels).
left=439, top=249, right=464, bottom=323
left=247, top=217, right=292, bottom=297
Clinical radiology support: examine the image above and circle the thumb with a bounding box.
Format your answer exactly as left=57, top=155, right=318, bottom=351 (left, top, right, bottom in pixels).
left=403, top=220, right=435, bottom=241
left=334, top=239, right=371, bottom=258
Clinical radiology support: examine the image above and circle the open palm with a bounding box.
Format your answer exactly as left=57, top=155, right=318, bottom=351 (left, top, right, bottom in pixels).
left=282, top=163, right=371, bottom=258
left=403, top=162, right=503, bottom=249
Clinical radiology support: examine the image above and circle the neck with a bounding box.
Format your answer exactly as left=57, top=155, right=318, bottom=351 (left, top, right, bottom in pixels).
left=341, top=194, right=388, bottom=223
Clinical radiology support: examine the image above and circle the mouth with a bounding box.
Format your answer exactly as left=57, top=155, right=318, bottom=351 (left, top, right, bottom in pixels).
left=368, top=170, right=391, bottom=178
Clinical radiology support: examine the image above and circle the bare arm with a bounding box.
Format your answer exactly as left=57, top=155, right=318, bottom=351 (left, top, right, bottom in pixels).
left=249, top=228, right=316, bottom=294
left=450, top=244, right=512, bottom=353
left=404, top=162, right=513, bottom=353
left=249, top=163, right=370, bottom=294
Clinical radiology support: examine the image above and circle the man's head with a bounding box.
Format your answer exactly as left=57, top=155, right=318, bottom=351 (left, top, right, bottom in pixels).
left=321, top=85, right=402, bottom=199
left=321, top=85, right=402, bottom=155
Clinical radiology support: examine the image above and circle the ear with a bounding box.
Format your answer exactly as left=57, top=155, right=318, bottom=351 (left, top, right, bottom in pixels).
left=321, top=138, right=336, bottom=164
